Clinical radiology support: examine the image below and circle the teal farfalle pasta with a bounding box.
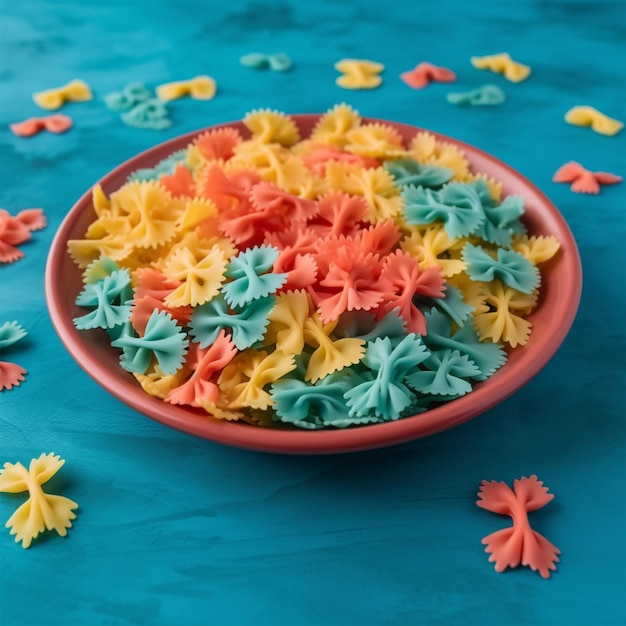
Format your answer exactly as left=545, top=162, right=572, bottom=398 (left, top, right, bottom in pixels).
left=73, top=268, right=133, bottom=330
left=189, top=294, right=275, bottom=351
left=406, top=348, right=481, bottom=397
left=128, top=149, right=189, bottom=182
left=105, top=83, right=153, bottom=111
left=0, top=321, right=27, bottom=350
left=112, top=309, right=189, bottom=375
left=222, top=245, right=288, bottom=307
left=420, top=309, right=506, bottom=381
left=402, top=182, right=486, bottom=239
left=462, top=243, right=540, bottom=294
left=384, top=158, right=454, bottom=189
left=344, top=334, right=430, bottom=421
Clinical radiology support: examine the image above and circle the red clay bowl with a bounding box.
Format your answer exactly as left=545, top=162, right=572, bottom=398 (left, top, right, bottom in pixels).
left=45, top=115, right=582, bottom=454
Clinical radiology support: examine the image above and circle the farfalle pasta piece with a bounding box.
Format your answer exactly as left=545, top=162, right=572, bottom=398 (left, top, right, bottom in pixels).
left=400, top=225, right=466, bottom=277
left=511, top=235, right=561, bottom=265
left=564, top=106, right=623, bottom=136
left=310, top=103, right=362, bottom=147
left=473, top=280, right=537, bottom=347
left=165, top=330, right=238, bottom=407
left=308, top=192, right=368, bottom=238
left=400, top=62, right=457, bottom=89
left=265, top=290, right=312, bottom=355
left=384, top=158, right=453, bottom=189
left=470, top=53, right=531, bottom=82
left=250, top=182, right=318, bottom=225
left=189, top=294, right=275, bottom=351
left=477, top=475, right=560, bottom=578
left=156, top=75, right=217, bottom=101
left=0, top=321, right=28, bottom=391
left=406, top=348, right=480, bottom=397
left=0, top=208, right=46, bottom=264
left=377, top=249, right=446, bottom=335
left=462, top=243, right=540, bottom=294
left=33, top=79, right=92, bottom=110
left=325, top=161, right=403, bottom=222
left=335, top=59, right=384, bottom=90
left=243, top=109, right=300, bottom=146
left=162, top=245, right=228, bottom=307
left=469, top=179, right=525, bottom=247
left=303, top=314, right=365, bottom=383
left=0, top=453, right=78, bottom=549
left=105, top=83, right=152, bottom=111
left=344, top=123, right=406, bottom=159
left=302, top=145, right=380, bottom=176
left=409, top=132, right=470, bottom=180
left=218, top=349, right=296, bottom=410
left=421, top=308, right=506, bottom=380
left=134, top=364, right=191, bottom=399
left=222, top=245, right=288, bottom=307
left=112, top=309, right=189, bottom=375
left=271, top=372, right=354, bottom=429
left=10, top=114, right=73, bottom=137
left=446, top=84, right=506, bottom=107
left=130, top=268, right=192, bottom=334
left=313, top=247, right=386, bottom=323
left=128, top=150, right=188, bottom=182
left=160, top=165, right=197, bottom=199
left=240, top=52, right=293, bottom=72
left=344, top=334, right=429, bottom=420
left=402, top=182, right=486, bottom=239
left=552, top=161, right=623, bottom=194
left=121, top=99, right=171, bottom=130
left=73, top=268, right=133, bottom=330
left=192, top=127, right=242, bottom=162
left=359, top=220, right=402, bottom=257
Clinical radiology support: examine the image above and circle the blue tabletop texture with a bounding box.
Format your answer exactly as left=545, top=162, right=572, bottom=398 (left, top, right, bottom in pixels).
left=1, top=1, right=625, bottom=625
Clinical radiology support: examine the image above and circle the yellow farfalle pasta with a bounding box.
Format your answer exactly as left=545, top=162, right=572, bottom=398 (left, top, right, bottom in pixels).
left=511, top=235, right=561, bottom=265
left=243, top=109, right=301, bottom=146
left=163, top=245, right=228, bottom=307
left=218, top=350, right=296, bottom=410
left=309, top=103, right=362, bottom=147
left=303, top=314, right=365, bottom=383
left=400, top=225, right=467, bottom=277
left=325, top=161, right=403, bottom=222
left=265, top=289, right=313, bottom=355
left=408, top=132, right=471, bottom=180
left=344, top=122, right=406, bottom=159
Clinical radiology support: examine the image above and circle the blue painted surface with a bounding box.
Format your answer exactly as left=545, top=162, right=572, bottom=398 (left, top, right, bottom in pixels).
left=0, top=1, right=625, bottom=624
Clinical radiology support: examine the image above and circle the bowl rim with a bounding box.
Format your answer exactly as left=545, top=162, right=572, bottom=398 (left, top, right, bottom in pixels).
left=45, top=114, right=583, bottom=454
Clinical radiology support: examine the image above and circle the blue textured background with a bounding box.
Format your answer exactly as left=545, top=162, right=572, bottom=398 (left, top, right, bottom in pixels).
left=1, top=1, right=625, bottom=624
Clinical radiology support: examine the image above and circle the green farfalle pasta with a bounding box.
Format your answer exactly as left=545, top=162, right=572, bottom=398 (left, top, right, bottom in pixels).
left=112, top=309, right=189, bottom=375
left=462, top=243, right=540, bottom=294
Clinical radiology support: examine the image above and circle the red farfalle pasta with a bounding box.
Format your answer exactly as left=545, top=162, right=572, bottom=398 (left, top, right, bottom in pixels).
left=302, top=145, right=381, bottom=176
left=250, top=181, right=318, bottom=224
left=165, top=330, right=238, bottom=407
left=193, top=127, right=242, bottom=161
left=308, top=191, right=368, bottom=238
left=159, top=164, right=196, bottom=198
left=0, top=208, right=46, bottom=264
left=130, top=268, right=193, bottom=334
left=552, top=161, right=622, bottom=195
left=377, top=249, right=446, bottom=334
left=477, top=475, right=561, bottom=579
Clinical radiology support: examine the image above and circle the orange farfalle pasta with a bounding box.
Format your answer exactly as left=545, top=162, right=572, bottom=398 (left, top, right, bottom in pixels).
left=131, top=268, right=193, bottom=334
left=166, top=330, right=238, bottom=407
left=302, top=145, right=381, bottom=176
left=309, top=192, right=368, bottom=238
left=378, top=249, right=446, bottom=334
left=159, top=164, right=196, bottom=198
left=193, top=126, right=242, bottom=161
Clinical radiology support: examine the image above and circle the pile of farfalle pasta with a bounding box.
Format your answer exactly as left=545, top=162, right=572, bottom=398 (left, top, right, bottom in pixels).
left=67, top=104, right=560, bottom=430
